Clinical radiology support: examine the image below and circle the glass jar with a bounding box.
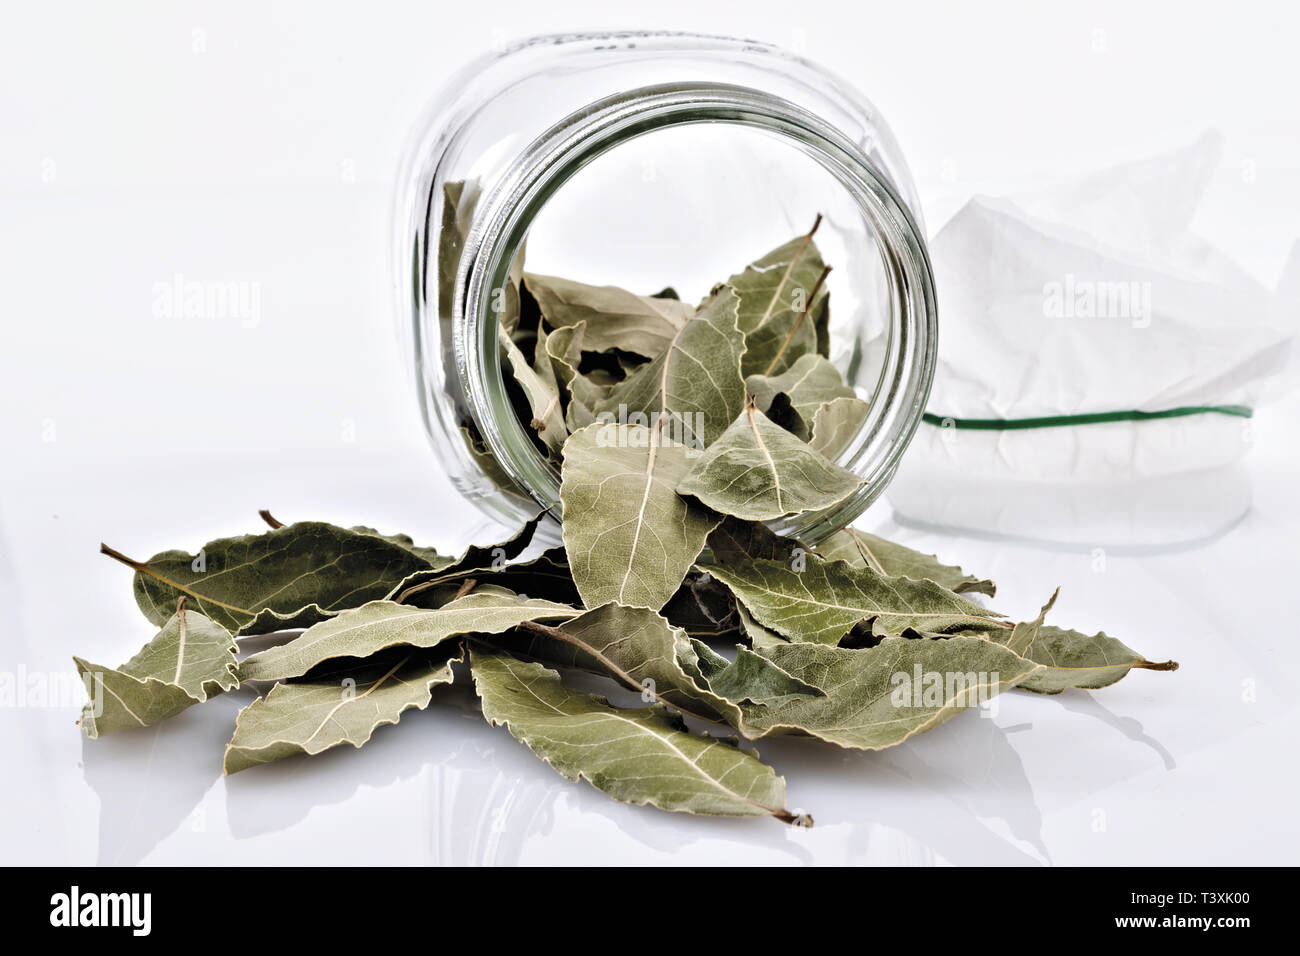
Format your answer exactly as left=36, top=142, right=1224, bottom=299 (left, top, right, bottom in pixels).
left=394, top=31, right=937, bottom=544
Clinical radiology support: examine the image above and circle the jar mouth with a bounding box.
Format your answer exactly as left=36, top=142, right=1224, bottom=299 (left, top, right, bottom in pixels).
left=456, top=81, right=937, bottom=544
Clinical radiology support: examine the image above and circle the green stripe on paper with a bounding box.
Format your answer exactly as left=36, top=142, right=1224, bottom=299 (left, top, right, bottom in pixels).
left=921, top=405, right=1253, bottom=431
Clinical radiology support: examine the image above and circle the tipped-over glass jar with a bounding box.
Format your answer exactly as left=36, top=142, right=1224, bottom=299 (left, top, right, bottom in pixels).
left=394, top=31, right=937, bottom=544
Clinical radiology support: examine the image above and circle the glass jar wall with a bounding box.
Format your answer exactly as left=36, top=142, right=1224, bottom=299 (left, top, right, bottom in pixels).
left=394, top=31, right=937, bottom=543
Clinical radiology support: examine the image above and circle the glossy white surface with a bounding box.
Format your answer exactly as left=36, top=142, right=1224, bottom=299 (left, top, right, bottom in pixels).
left=2, top=415, right=1297, bottom=865
left=2, top=1, right=1297, bottom=865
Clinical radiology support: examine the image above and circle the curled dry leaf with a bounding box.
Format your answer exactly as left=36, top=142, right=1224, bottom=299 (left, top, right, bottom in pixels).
left=706, top=554, right=1007, bottom=645
left=594, top=285, right=747, bottom=447
left=104, top=522, right=438, bottom=635
left=983, top=591, right=1178, bottom=694
left=745, top=353, right=856, bottom=437
left=814, top=527, right=997, bottom=598
left=224, top=646, right=464, bottom=774
left=677, top=401, right=864, bottom=522
left=727, top=638, right=1042, bottom=749
left=524, top=272, right=694, bottom=359
left=470, top=648, right=807, bottom=824
left=725, top=218, right=829, bottom=335
left=237, top=592, right=579, bottom=683
left=560, top=422, right=719, bottom=611
left=74, top=604, right=238, bottom=738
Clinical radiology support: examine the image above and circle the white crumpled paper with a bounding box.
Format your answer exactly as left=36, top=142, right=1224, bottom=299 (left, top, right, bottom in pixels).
left=887, top=133, right=1298, bottom=545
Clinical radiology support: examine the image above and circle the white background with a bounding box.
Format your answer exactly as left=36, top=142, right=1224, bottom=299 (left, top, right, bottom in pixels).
left=2, top=1, right=1297, bottom=865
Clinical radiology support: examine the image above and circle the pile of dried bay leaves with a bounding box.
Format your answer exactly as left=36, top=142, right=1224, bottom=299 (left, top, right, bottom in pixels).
left=76, top=215, right=1177, bottom=825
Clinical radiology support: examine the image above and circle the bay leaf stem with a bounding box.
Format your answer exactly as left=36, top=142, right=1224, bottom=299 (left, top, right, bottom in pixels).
left=759, top=214, right=823, bottom=327
left=763, top=264, right=832, bottom=376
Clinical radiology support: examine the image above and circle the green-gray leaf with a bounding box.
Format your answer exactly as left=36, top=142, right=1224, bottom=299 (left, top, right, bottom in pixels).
left=736, top=604, right=790, bottom=651
left=510, top=602, right=744, bottom=725
left=501, top=328, right=567, bottom=451
left=706, top=516, right=802, bottom=565
left=113, top=522, right=439, bottom=635
left=223, top=647, right=463, bottom=774
left=740, top=306, right=820, bottom=378
left=706, top=556, right=1007, bottom=645
left=985, top=592, right=1178, bottom=694
left=75, top=607, right=238, bottom=738
left=809, top=396, right=870, bottom=459
left=814, top=527, right=997, bottom=598
left=438, top=180, right=480, bottom=319
left=560, top=423, right=719, bottom=611
left=725, top=227, right=828, bottom=334
left=1016, top=626, right=1178, bottom=694
left=524, top=272, right=693, bottom=358
left=595, top=285, right=747, bottom=447
left=677, top=402, right=863, bottom=521
left=383, top=514, right=543, bottom=605
left=682, top=639, right=820, bottom=708
left=347, top=526, right=447, bottom=568
left=469, top=648, right=805, bottom=823
left=745, top=353, right=855, bottom=437
left=238, top=592, right=578, bottom=683
left=543, top=321, right=611, bottom=430
left=732, top=638, right=1041, bottom=749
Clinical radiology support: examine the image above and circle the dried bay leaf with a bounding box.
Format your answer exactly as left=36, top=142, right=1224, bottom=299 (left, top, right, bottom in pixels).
left=516, top=602, right=821, bottom=731
left=224, top=646, right=463, bottom=774
left=511, top=602, right=742, bottom=724
left=983, top=593, right=1178, bottom=694
left=815, top=527, right=997, bottom=598
left=75, top=605, right=238, bottom=738
left=707, top=515, right=802, bottom=565
left=459, top=423, right=532, bottom=503
left=1016, top=626, right=1178, bottom=694
left=475, top=547, right=581, bottom=606
left=115, top=605, right=239, bottom=699
left=531, top=322, right=561, bottom=394
left=542, top=321, right=611, bottom=431
left=74, top=662, right=200, bottom=740
left=438, top=180, right=480, bottom=319
left=706, top=556, right=1008, bottom=645
left=732, top=638, right=1041, bottom=749
left=384, top=514, right=543, bottom=605
left=501, top=328, right=567, bottom=452
left=740, top=306, right=821, bottom=379
left=347, top=526, right=447, bottom=569
left=726, top=223, right=829, bottom=334
left=1002, top=591, right=1057, bottom=657
left=681, top=640, right=821, bottom=708
left=661, top=571, right=740, bottom=639
left=678, top=401, right=863, bottom=522
left=594, top=285, right=747, bottom=447
left=524, top=272, right=694, bottom=359
left=745, top=353, right=855, bottom=436
left=237, top=592, right=578, bottom=683
left=560, top=422, right=719, bottom=611
left=107, top=522, right=439, bottom=636
left=469, top=648, right=806, bottom=823
left=499, top=239, right=529, bottom=337
left=809, top=395, right=871, bottom=459
left=736, top=604, right=790, bottom=651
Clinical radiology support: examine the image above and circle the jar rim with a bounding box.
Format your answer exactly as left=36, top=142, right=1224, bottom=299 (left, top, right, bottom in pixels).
left=454, top=81, right=937, bottom=543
